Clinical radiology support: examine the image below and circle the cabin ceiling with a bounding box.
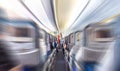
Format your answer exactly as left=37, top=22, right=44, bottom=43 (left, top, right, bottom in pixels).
left=0, top=0, right=120, bottom=37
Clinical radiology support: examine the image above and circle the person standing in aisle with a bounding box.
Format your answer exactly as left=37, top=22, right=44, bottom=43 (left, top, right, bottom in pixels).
left=53, top=40, right=58, bottom=53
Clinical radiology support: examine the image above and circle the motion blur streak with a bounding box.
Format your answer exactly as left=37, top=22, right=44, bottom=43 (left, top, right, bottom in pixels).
left=0, top=0, right=120, bottom=71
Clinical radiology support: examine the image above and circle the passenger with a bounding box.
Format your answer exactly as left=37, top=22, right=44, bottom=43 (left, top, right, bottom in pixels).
left=53, top=40, right=58, bottom=53
left=49, top=40, right=54, bottom=52
left=61, top=40, right=65, bottom=55
left=64, top=42, right=69, bottom=52
left=63, top=42, right=70, bottom=61
left=57, top=35, right=60, bottom=49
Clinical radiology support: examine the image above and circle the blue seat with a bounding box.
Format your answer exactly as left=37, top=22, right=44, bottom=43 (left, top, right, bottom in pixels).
left=83, top=62, right=97, bottom=71
left=23, top=66, right=37, bottom=71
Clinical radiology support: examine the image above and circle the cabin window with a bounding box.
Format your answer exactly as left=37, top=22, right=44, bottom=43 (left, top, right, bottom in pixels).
left=13, top=27, right=35, bottom=37
left=95, top=30, right=112, bottom=38
left=92, top=29, right=113, bottom=42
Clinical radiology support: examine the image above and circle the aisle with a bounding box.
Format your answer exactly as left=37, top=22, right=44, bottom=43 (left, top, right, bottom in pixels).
left=53, top=49, right=68, bottom=71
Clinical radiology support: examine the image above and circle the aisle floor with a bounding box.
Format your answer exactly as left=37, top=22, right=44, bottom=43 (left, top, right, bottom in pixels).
left=53, top=49, right=67, bottom=71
